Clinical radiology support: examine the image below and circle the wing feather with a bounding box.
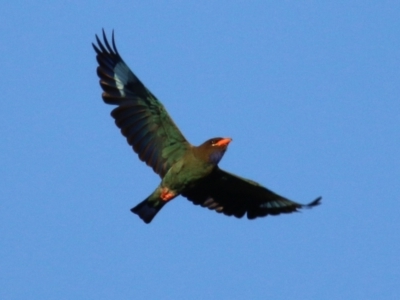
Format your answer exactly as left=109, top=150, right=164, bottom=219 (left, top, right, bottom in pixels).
left=93, top=30, right=190, bottom=177
left=182, top=168, right=321, bottom=220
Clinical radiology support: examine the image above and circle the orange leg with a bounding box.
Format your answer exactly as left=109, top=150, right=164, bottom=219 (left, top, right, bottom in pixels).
left=160, top=187, right=176, bottom=202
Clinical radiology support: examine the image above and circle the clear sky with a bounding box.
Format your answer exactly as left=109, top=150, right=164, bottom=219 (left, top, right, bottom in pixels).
left=1, top=1, right=399, bottom=299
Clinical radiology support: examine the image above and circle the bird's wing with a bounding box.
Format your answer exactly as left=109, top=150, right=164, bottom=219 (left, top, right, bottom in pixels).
left=182, top=168, right=321, bottom=219
left=93, top=30, right=190, bottom=177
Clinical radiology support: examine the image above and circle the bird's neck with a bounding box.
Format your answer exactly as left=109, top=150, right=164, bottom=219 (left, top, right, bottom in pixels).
left=192, top=146, right=225, bottom=166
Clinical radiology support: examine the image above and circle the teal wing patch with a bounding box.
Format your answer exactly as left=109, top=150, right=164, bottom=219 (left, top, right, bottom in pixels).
left=93, top=30, right=190, bottom=177
left=182, top=168, right=321, bottom=219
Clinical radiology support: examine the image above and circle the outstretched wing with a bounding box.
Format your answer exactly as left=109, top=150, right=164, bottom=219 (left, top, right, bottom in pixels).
left=93, top=30, right=190, bottom=177
left=182, top=168, right=321, bottom=219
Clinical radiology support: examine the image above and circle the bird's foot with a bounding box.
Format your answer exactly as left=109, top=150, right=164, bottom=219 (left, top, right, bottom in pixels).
left=160, top=188, right=176, bottom=202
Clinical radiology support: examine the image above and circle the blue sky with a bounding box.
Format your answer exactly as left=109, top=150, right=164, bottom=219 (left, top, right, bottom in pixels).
left=1, top=1, right=399, bottom=299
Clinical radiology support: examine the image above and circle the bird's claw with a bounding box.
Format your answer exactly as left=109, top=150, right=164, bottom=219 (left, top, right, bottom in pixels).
left=160, top=188, right=176, bottom=202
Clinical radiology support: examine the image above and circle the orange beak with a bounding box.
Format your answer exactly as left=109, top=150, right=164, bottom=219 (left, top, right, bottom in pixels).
left=215, top=138, right=232, bottom=147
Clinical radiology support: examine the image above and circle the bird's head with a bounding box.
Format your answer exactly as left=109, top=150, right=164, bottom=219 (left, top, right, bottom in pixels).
left=196, top=137, right=232, bottom=165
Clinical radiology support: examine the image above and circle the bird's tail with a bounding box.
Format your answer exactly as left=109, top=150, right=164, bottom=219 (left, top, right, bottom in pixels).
left=131, top=197, right=166, bottom=224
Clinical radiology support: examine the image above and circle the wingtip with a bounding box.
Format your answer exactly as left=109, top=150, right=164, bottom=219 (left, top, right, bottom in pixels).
left=304, top=196, right=322, bottom=208
left=93, top=29, right=118, bottom=54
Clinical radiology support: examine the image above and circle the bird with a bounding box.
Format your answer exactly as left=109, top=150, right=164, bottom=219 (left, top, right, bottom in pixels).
left=92, top=30, right=321, bottom=224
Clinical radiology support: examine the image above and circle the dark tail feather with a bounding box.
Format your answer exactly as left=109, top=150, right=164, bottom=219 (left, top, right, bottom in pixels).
left=131, top=199, right=165, bottom=224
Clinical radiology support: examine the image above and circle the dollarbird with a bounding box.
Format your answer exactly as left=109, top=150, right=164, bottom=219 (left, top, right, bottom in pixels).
left=93, top=30, right=321, bottom=224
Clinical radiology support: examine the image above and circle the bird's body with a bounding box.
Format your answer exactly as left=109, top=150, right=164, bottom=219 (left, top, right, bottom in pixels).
left=132, top=139, right=229, bottom=222
left=93, top=30, right=321, bottom=224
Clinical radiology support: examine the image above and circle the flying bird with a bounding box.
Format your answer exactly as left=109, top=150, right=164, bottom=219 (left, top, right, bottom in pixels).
left=93, top=30, right=321, bottom=224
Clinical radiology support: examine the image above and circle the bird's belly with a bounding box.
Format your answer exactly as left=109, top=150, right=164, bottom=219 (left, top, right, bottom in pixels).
left=161, top=161, right=213, bottom=193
